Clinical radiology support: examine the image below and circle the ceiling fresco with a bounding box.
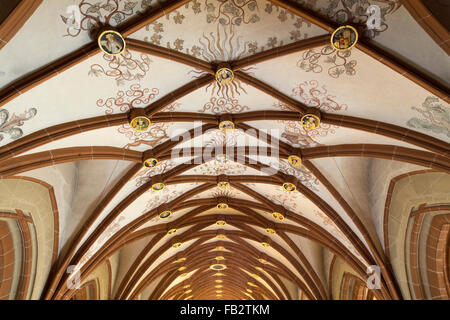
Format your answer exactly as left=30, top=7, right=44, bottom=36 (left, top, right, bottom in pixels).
left=0, top=0, right=448, bottom=301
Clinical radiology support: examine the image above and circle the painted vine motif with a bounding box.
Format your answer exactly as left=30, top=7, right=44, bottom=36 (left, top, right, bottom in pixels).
left=406, top=96, right=450, bottom=138
left=0, top=108, right=37, bottom=143
left=144, top=183, right=203, bottom=219
left=276, top=80, right=348, bottom=147
left=198, top=96, right=250, bottom=114
left=89, top=50, right=152, bottom=86
left=293, top=0, right=402, bottom=38
left=134, top=160, right=176, bottom=187
left=189, top=159, right=249, bottom=176
left=97, top=83, right=159, bottom=113
left=97, top=84, right=179, bottom=149
left=297, top=45, right=357, bottom=78
left=272, top=159, right=320, bottom=191
left=60, top=0, right=154, bottom=37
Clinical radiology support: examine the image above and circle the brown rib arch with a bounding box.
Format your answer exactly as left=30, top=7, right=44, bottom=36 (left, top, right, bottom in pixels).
left=1, top=110, right=448, bottom=163
left=1, top=143, right=448, bottom=178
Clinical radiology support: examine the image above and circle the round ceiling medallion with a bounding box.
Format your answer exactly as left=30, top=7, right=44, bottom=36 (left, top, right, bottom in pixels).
left=172, top=242, right=182, bottom=248
left=215, top=279, right=223, bottom=283
left=247, top=282, right=257, bottom=287
left=266, top=228, right=276, bottom=234
left=176, top=257, right=186, bottom=263
left=272, top=211, right=285, bottom=221
left=183, top=284, right=190, bottom=289
left=215, top=246, right=226, bottom=251
left=215, top=67, right=234, bottom=85
left=180, top=273, right=188, bottom=277
left=300, top=114, right=320, bottom=130
left=216, top=290, right=223, bottom=294
left=152, top=182, right=165, bottom=191
left=216, top=234, right=227, bottom=240
left=217, top=181, right=230, bottom=189
left=215, top=256, right=225, bottom=261
left=130, top=115, right=151, bottom=132
left=261, top=241, right=270, bottom=248
left=178, top=266, right=187, bottom=272
left=282, top=182, right=296, bottom=192
left=331, top=25, right=358, bottom=51
left=159, top=210, right=172, bottom=219
left=288, top=155, right=302, bottom=168
left=184, top=289, right=192, bottom=294
left=217, top=203, right=228, bottom=210
left=184, top=295, right=193, bottom=300
left=216, top=220, right=226, bottom=226
left=167, top=228, right=177, bottom=235
left=210, top=263, right=227, bottom=271
left=98, top=30, right=126, bottom=56
left=214, top=272, right=224, bottom=277
left=215, top=284, right=223, bottom=289
left=143, top=158, right=158, bottom=168
left=218, top=120, right=235, bottom=132
left=258, top=258, right=267, bottom=264
left=246, top=288, right=253, bottom=293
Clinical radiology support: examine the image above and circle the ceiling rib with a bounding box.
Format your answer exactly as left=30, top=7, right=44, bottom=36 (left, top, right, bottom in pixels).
left=2, top=110, right=448, bottom=163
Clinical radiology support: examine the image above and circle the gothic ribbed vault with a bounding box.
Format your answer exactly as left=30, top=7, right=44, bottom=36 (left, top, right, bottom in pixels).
left=0, top=0, right=449, bottom=300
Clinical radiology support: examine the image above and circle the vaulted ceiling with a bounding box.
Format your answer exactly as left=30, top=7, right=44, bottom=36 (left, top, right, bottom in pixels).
left=0, top=0, right=449, bottom=300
